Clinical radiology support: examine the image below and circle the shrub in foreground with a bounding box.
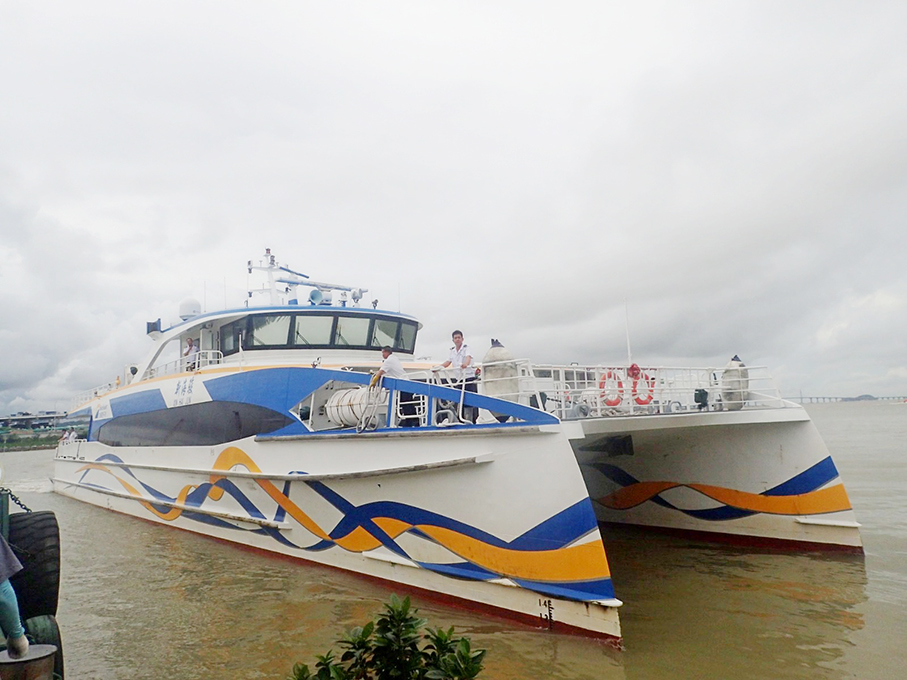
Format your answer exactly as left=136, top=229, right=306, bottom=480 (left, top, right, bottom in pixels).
left=288, top=594, right=486, bottom=680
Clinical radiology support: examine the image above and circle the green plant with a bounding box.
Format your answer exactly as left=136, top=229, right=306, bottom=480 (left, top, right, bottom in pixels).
left=288, top=595, right=486, bottom=680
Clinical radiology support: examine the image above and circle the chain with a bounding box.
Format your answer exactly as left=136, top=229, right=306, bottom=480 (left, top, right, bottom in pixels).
left=0, top=488, right=31, bottom=513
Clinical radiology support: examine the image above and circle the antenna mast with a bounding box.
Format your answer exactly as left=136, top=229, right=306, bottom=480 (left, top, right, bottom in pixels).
left=624, top=299, right=633, bottom=366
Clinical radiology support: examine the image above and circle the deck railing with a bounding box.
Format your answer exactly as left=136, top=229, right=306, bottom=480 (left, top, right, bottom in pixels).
left=70, top=351, right=224, bottom=412
left=472, top=359, right=789, bottom=420
left=142, top=350, right=224, bottom=381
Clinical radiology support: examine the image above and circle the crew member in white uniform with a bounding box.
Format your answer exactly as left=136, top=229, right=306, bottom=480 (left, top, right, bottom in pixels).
left=437, top=330, right=478, bottom=423
left=374, top=346, right=418, bottom=426
left=184, top=337, right=199, bottom=371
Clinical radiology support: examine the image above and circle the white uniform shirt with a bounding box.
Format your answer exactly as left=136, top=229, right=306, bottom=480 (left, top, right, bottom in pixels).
left=380, top=353, right=408, bottom=379
left=447, top=344, right=475, bottom=381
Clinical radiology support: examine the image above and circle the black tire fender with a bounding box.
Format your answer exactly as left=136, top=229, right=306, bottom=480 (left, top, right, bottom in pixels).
left=24, top=614, right=64, bottom=679
left=8, top=511, right=61, bottom=620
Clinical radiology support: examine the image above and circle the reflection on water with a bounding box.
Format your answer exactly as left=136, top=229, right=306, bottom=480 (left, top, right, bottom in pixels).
left=3, top=401, right=902, bottom=680
left=606, top=527, right=867, bottom=680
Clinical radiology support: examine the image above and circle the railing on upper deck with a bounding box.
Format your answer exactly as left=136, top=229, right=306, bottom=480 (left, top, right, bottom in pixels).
left=70, top=381, right=120, bottom=413
left=470, top=359, right=790, bottom=421
left=142, top=350, right=224, bottom=381
left=69, top=350, right=225, bottom=412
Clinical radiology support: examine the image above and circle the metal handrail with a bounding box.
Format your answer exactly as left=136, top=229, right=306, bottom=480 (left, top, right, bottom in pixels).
left=70, top=351, right=226, bottom=411
left=142, top=350, right=224, bottom=381
left=476, top=360, right=788, bottom=420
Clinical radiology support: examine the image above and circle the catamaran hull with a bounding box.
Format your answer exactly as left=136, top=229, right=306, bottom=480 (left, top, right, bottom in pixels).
left=53, top=426, right=622, bottom=640
left=568, top=408, right=862, bottom=550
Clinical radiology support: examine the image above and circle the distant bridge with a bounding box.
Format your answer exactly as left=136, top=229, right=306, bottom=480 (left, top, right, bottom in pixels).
left=787, top=396, right=906, bottom=404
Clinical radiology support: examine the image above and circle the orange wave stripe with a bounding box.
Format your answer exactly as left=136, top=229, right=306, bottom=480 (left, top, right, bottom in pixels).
left=688, top=483, right=852, bottom=515
left=211, top=447, right=331, bottom=540
left=79, top=453, right=333, bottom=538
left=417, top=525, right=611, bottom=582
left=79, top=454, right=612, bottom=583
left=76, top=463, right=195, bottom=520
left=600, top=481, right=852, bottom=515
left=372, top=517, right=413, bottom=539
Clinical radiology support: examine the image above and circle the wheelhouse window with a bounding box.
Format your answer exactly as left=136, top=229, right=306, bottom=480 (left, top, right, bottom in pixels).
left=371, top=318, right=398, bottom=348
left=293, top=315, right=334, bottom=346
left=398, top=322, right=417, bottom=352
left=219, top=312, right=419, bottom=355
left=249, top=314, right=292, bottom=346
left=334, top=316, right=370, bottom=346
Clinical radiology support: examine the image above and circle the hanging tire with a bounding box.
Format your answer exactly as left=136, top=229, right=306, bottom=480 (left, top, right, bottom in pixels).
left=24, top=614, right=64, bottom=679
left=8, top=511, right=60, bottom=620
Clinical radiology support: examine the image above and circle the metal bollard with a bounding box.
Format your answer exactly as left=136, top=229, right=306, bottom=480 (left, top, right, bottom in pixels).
left=0, top=644, right=57, bottom=680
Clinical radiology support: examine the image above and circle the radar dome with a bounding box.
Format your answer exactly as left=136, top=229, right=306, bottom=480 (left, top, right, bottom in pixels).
left=179, top=298, right=202, bottom=320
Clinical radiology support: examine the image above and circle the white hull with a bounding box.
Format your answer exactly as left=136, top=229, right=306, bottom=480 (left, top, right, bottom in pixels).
left=568, top=408, right=862, bottom=549
left=54, top=253, right=863, bottom=646
left=53, top=426, right=622, bottom=640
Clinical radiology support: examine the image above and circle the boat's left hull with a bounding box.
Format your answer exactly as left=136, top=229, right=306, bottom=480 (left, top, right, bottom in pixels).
left=53, top=426, right=622, bottom=641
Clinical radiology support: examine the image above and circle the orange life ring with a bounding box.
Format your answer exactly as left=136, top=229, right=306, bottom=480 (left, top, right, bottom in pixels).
left=633, top=373, right=655, bottom=405
left=598, top=370, right=623, bottom=407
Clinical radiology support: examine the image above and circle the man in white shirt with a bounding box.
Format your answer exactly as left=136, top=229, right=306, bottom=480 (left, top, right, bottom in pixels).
left=373, top=346, right=418, bottom=427
left=184, top=337, right=199, bottom=371
left=440, top=330, right=474, bottom=382
left=375, top=346, right=407, bottom=380
left=438, top=330, right=478, bottom=423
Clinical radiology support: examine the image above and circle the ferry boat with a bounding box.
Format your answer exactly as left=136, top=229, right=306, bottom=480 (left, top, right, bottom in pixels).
left=52, top=249, right=861, bottom=644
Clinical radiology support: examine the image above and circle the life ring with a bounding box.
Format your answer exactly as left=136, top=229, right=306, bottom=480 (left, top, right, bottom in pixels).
left=632, top=373, right=655, bottom=405
left=598, top=370, right=623, bottom=407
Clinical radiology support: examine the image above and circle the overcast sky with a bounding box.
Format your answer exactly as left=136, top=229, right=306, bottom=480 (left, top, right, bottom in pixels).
left=2, top=1, right=906, bottom=414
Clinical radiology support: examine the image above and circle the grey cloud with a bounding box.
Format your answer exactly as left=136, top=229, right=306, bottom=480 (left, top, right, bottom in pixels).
left=2, top=2, right=906, bottom=413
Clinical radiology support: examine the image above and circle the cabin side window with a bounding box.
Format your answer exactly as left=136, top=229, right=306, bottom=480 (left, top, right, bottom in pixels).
left=220, top=318, right=247, bottom=356
left=397, top=321, right=417, bottom=352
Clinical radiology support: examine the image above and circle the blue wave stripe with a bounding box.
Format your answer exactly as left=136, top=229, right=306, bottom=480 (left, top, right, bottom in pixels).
left=78, top=456, right=609, bottom=600
left=589, top=456, right=840, bottom=522
left=512, top=577, right=616, bottom=601
left=764, top=456, right=839, bottom=496
left=307, top=488, right=597, bottom=553
left=419, top=561, right=498, bottom=580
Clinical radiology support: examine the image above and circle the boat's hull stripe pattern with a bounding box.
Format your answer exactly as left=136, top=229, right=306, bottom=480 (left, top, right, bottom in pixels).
left=73, top=447, right=615, bottom=601
left=590, top=456, right=851, bottom=520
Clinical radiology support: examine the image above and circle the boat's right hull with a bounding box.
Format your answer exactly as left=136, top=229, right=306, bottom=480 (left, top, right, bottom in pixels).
left=567, top=408, right=862, bottom=550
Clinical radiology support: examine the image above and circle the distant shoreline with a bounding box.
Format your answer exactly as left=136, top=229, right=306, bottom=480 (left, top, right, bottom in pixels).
left=0, top=444, right=57, bottom=453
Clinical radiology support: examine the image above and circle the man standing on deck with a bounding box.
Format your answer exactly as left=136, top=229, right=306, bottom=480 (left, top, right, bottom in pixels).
left=435, top=330, right=478, bottom=423
left=184, top=337, right=199, bottom=371
left=373, top=346, right=418, bottom=427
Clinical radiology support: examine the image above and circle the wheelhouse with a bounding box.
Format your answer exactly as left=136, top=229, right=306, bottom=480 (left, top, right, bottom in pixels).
left=219, top=309, right=420, bottom=356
